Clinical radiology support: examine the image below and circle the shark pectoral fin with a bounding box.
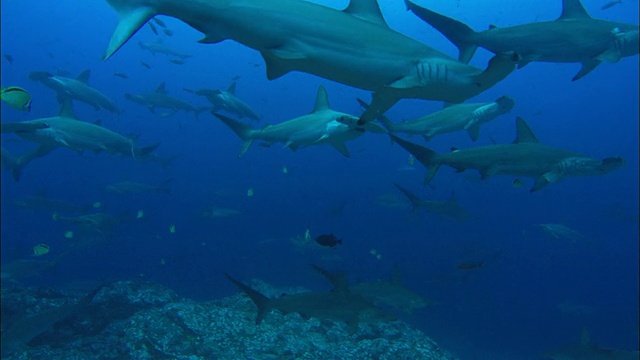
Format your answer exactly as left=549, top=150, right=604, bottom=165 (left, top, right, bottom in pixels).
left=479, top=166, right=498, bottom=180
left=466, top=125, right=480, bottom=141
left=198, top=34, right=226, bottom=44
left=572, top=59, right=601, bottom=81
left=516, top=57, right=533, bottom=69
left=261, top=51, right=295, bottom=80
left=542, top=171, right=562, bottom=183
left=358, top=90, right=401, bottom=125
left=531, top=177, right=550, bottom=192
left=238, top=140, right=254, bottom=158
left=330, top=142, right=351, bottom=158
left=424, top=164, right=441, bottom=186
left=103, top=6, right=156, bottom=61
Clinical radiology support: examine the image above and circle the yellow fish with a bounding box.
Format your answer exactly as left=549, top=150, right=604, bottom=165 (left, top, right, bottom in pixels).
left=1, top=86, right=32, bottom=111
left=32, top=243, right=50, bottom=256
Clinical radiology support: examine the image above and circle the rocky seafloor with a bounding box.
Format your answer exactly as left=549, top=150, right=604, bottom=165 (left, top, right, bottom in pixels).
left=1, top=280, right=458, bottom=360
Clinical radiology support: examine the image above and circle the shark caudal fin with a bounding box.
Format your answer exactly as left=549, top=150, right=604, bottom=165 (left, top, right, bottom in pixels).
left=224, top=273, right=271, bottom=324
left=103, top=0, right=157, bottom=60
left=390, top=134, right=441, bottom=185
left=472, top=52, right=520, bottom=91
left=393, top=183, right=423, bottom=212
left=405, top=0, right=478, bottom=63
left=213, top=113, right=255, bottom=157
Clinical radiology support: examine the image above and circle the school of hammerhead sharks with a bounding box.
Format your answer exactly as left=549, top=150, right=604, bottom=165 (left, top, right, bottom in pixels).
left=1, top=0, right=638, bottom=194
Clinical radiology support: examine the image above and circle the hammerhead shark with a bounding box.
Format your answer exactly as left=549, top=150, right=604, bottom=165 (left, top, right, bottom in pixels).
left=544, top=328, right=640, bottom=359
left=393, top=183, right=473, bottom=220
left=405, top=0, right=639, bottom=81
left=29, top=69, right=122, bottom=113
left=100, top=0, right=519, bottom=124
left=390, top=117, right=623, bottom=192
left=138, top=40, right=192, bottom=59
left=214, top=85, right=375, bottom=158
left=225, top=264, right=394, bottom=334
left=125, top=82, right=208, bottom=118
left=194, top=82, right=260, bottom=121
left=1, top=100, right=159, bottom=179
left=373, top=96, right=515, bottom=141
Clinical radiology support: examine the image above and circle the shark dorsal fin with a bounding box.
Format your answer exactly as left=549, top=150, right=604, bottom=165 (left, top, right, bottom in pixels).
left=312, top=264, right=349, bottom=293
left=558, top=0, right=591, bottom=20
left=227, top=82, right=237, bottom=94
left=488, top=24, right=498, bottom=30
left=58, top=98, right=78, bottom=119
left=155, top=82, right=167, bottom=94
left=513, top=117, right=539, bottom=144
left=343, top=0, right=388, bottom=27
left=76, top=69, right=91, bottom=83
left=312, top=85, right=330, bottom=112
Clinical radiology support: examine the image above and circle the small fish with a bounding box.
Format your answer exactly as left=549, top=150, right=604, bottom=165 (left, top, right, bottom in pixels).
left=3, top=54, right=14, bottom=63
left=169, top=58, right=185, bottom=65
left=148, top=22, right=159, bottom=35
left=32, top=243, right=50, bottom=256
left=408, top=154, right=415, bottom=166
left=140, top=61, right=151, bottom=69
left=304, top=228, right=311, bottom=241
left=137, top=210, right=144, bottom=219
left=601, top=0, right=622, bottom=10
left=247, top=188, right=254, bottom=197
left=282, top=166, right=288, bottom=174
left=1, top=86, right=32, bottom=111
left=93, top=202, right=102, bottom=209
left=113, top=72, right=129, bottom=79
left=64, top=230, right=74, bottom=239
left=163, top=29, right=174, bottom=37
left=169, top=224, right=176, bottom=234
left=152, top=17, right=167, bottom=28
left=315, top=233, right=342, bottom=247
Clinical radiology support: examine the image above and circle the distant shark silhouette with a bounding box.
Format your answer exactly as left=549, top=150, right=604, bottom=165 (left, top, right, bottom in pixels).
left=544, top=327, right=640, bottom=359
left=405, top=0, right=639, bottom=80
left=195, top=82, right=260, bottom=122
left=125, top=82, right=208, bottom=118
left=393, top=183, right=473, bottom=220
left=100, top=0, right=519, bottom=124
left=390, top=117, right=623, bottom=192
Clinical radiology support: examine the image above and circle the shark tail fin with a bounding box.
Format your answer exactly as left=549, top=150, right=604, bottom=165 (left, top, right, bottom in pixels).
left=472, top=52, right=520, bottom=91
left=390, top=134, right=441, bottom=185
left=224, top=273, right=271, bottom=324
left=393, top=183, right=423, bottom=212
left=103, top=0, right=157, bottom=60
left=134, top=142, right=160, bottom=160
left=214, top=113, right=255, bottom=157
left=405, top=0, right=478, bottom=63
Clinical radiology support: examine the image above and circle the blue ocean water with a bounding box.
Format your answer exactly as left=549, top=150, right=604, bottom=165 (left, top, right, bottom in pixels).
left=1, top=0, right=638, bottom=359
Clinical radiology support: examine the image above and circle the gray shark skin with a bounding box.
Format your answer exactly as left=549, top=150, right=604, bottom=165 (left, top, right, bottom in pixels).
left=378, top=96, right=515, bottom=141
left=394, top=183, right=473, bottom=220
left=544, top=328, right=640, bottom=359
left=406, top=0, right=639, bottom=81
left=101, top=0, right=519, bottom=124
left=125, top=82, right=208, bottom=118
left=390, top=117, right=623, bottom=192
left=214, top=85, right=368, bottom=158
left=195, top=82, right=260, bottom=121
left=225, top=265, right=394, bottom=335
left=29, top=69, right=122, bottom=113
left=0, top=100, right=160, bottom=175
left=138, top=40, right=193, bottom=59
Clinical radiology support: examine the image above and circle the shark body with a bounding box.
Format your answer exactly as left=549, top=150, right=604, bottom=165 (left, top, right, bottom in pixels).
left=406, top=0, right=639, bottom=81
left=378, top=96, right=515, bottom=141
left=101, top=0, right=519, bottom=124
left=391, top=117, right=623, bottom=192
left=29, top=70, right=121, bottom=113
left=0, top=100, right=159, bottom=178
left=195, top=82, right=260, bottom=121
left=125, top=82, right=207, bottom=118
left=394, top=183, right=473, bottom=220
left=545, top=328, right=640, bottom=359
left=215, top=85, right=369, bottom=158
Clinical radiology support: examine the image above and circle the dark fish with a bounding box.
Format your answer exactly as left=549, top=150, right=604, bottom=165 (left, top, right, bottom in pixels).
left=169, top=58, right=185, bottom=65
left=601, top=0, right=622, bottom=10
left=163, top=29, right=174, bottom=37
left=113, top=72, right=129, bottom=78
left=3, top=54, right=14, bottom=63
left=315, top=233, right=342, bottom=247
left=152, top=17, right=167, bottom=28
left=148, top=21, right=159, bottom=35
left=140, top=61, right=151, bottom=69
